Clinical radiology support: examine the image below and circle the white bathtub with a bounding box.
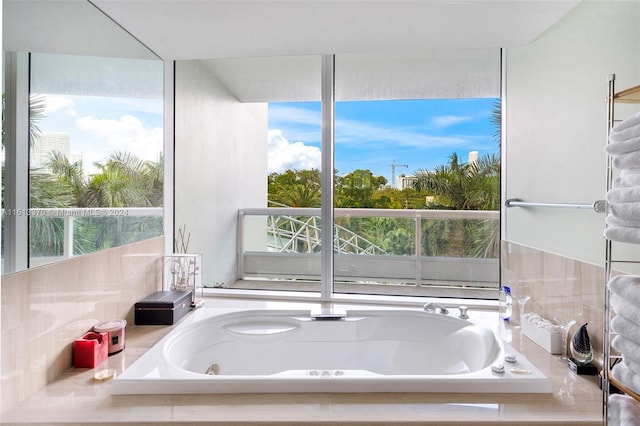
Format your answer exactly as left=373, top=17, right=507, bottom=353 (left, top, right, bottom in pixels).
left=113, top=308, right=551, bottom=394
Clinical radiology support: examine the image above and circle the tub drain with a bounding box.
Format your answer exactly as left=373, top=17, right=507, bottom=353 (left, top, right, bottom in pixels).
left=205, top=363, right=221, bottom=375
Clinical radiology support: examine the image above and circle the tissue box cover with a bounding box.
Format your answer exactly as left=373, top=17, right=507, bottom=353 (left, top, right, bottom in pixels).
left=74, top=331, right=108, bottom=368
left=522, top=315, right=562, bottom=354
left=135, top=291, right=192, bottom=325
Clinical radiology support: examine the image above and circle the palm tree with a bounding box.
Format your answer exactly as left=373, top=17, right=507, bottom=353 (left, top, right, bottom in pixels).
left=413, top=152, right=500, bottom=258
left=44, top=151, right=86, bottom=204
left=80, top=152, right=154, bottom=208
left=31, top=151, right=164, bottom=255
left=490, top=99, right=501, bottom=147
left=413, top=152, right=499, bottom=211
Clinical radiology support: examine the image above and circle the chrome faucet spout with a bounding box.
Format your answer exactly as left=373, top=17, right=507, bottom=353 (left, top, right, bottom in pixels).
left=423, top=302, right=449, bottom=315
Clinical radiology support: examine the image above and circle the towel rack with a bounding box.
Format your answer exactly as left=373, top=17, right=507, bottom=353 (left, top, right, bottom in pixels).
left=504, top=198, right=606, bottom=213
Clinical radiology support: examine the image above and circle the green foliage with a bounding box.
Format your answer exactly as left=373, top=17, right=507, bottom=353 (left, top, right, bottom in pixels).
left=268, top=169, right=321, bottom=207
left=267, top=150, right=500, bottom=259
left=29, top=151, right=164, bottom=257
left=335, top=169, right=378, bottom=208
left=413, top=152, right=500, bottom=211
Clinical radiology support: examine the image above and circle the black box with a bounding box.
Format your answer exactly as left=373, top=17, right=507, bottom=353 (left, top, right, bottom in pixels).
left=568, top=358, right=598, bottom=375
left=135, top=291, right=192, bottom=325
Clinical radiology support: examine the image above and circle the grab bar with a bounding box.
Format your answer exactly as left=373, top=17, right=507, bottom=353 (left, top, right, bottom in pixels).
left=505, top=198, right=606, bottom=213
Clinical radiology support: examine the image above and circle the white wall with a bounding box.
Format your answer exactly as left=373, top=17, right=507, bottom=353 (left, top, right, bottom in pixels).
left=175, top=60, right=268, bottom=286
left=505, top=0, right=640, bottom=265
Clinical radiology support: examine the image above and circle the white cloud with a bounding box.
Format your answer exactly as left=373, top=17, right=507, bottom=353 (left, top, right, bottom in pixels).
left=430, top=115, right=473, bottom=129
left=268, top=130, right=321, bottom=173
left=42, top=95, right=76, bottom=116
left=269, top=104, right=470, bottom=150
left=335, top=117, right=469, bottom=149
left=75, top=114, right=163, bottom=164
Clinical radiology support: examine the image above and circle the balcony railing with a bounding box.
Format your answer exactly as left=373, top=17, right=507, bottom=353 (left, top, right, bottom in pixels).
left=238, top=208, right=499, bottom=294
left=2, top=207, right=163, bottom=269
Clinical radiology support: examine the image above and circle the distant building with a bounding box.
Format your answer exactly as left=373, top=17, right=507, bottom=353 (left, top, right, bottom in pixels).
left=30, top=132, right=71, bottom=172
left=396, top=173, right=417, bottom=190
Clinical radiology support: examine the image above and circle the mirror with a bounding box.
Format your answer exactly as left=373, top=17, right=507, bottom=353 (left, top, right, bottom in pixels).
left=2, top=0, right=164, bottom=274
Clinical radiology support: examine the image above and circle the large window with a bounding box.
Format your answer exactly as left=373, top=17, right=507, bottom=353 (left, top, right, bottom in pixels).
left=188, top=50, right=501, bottom=300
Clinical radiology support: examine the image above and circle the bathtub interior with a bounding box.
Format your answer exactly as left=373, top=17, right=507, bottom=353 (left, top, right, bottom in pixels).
left=113, top=307, right=551, bottom=394
left=166, top=311, right=500, bottom=376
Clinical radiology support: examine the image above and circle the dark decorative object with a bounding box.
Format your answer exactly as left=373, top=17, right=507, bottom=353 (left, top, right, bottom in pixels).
left=568, top=322, right=597, bottom=375
left=570, top=322, right=594, bottom=364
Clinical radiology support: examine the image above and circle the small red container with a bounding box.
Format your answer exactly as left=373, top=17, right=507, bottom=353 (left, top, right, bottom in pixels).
left=74, top=331, right=108, bottom=368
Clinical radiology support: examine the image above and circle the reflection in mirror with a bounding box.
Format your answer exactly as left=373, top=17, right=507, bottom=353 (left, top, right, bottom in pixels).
left=2, top=0, right=164, bottom=274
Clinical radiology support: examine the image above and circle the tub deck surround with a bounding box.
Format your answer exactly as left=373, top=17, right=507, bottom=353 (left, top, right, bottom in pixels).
left=0, top=298, right=603, bottom=425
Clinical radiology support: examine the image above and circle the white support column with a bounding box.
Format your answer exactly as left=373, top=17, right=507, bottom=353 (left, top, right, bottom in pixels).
left=320, top=55, right=335, bottom=302
left=3, top=52, right=30, bottom=273
left=63, top=216, right=73, bottom=258
left=415, top=212, right=422, bottom=286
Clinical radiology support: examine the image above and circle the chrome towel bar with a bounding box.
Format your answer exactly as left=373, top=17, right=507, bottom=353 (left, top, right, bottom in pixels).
left=505, top=198, right=606, bottom=213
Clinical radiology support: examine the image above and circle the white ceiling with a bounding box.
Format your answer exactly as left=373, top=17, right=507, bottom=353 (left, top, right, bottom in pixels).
left=91, top=0, right=581, bottom=61
left=3, top=0, right=157, bottom=59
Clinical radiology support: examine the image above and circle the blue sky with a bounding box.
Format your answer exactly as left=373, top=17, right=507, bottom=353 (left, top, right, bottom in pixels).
left=33, top=94, right=163, bottom=175
left=34, top=93, right=498, bottom=186
left=268, top=98, right=500, bottom=185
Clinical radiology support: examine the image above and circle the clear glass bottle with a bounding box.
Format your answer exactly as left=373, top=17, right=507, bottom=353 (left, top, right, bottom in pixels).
left=500, top=285, right=512, bottom=320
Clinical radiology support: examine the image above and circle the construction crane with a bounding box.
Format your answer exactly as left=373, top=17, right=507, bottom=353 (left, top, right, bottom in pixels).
left=390, top=161, right=408, bottom=189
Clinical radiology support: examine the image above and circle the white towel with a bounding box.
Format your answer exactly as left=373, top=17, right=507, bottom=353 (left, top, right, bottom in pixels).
left=607, top=215, right=640, bottom=229
left=614, top=151, right=640, bottom=170
left=612, top=362, right=640, bottom=395
left=612, top=294, right=640, bottom=326
left=622, top=168, right=640, bottom=176
left=612, top=111, right=640, bottom=134
left=613, top=315, right=640, bottom=346
left=614, top=174, right=640, bottom=189
left=609, top=275, right=640, bottom=305
left=609, top=202, right=640, bottom=220
left=607, top=135, right=640, bottom=155
left=605, top=227, right=640, bottom=244
left=610, top=124, right=640, bottom=144
left=608, top=187, right=640, bottom=203
left=608, top=393, right=640, bottom=426
left=625, top=357, right=640, bottom=377
left=613, top=335, right=640, bottom=366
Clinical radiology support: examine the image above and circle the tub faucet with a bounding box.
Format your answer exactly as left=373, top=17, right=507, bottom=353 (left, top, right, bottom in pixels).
left=423, top=302, right=449, bottom=315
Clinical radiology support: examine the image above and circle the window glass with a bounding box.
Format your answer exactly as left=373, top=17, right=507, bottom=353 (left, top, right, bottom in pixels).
left=332, top=51, right=501, bottom=298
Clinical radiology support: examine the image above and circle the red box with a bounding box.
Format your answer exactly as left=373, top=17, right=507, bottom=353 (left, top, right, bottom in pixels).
left=74, top=331, right=108, bottom=368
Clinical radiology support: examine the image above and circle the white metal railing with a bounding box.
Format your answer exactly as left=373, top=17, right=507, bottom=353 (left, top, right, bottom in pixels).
left=238, top=208, right=500, bottom=288
left=2, top=207, right=163, bottom=270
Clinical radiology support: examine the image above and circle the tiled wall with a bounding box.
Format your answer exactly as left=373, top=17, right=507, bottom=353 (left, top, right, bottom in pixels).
left=501, top=240, right=604, bottom=365
left=0, top=237, right=164, bottom=414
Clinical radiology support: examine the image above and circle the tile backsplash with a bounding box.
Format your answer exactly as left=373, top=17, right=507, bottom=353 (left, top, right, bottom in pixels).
left=501, top=240, right=604, bottom=365
left=1, top=237, right=163, bottom=413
